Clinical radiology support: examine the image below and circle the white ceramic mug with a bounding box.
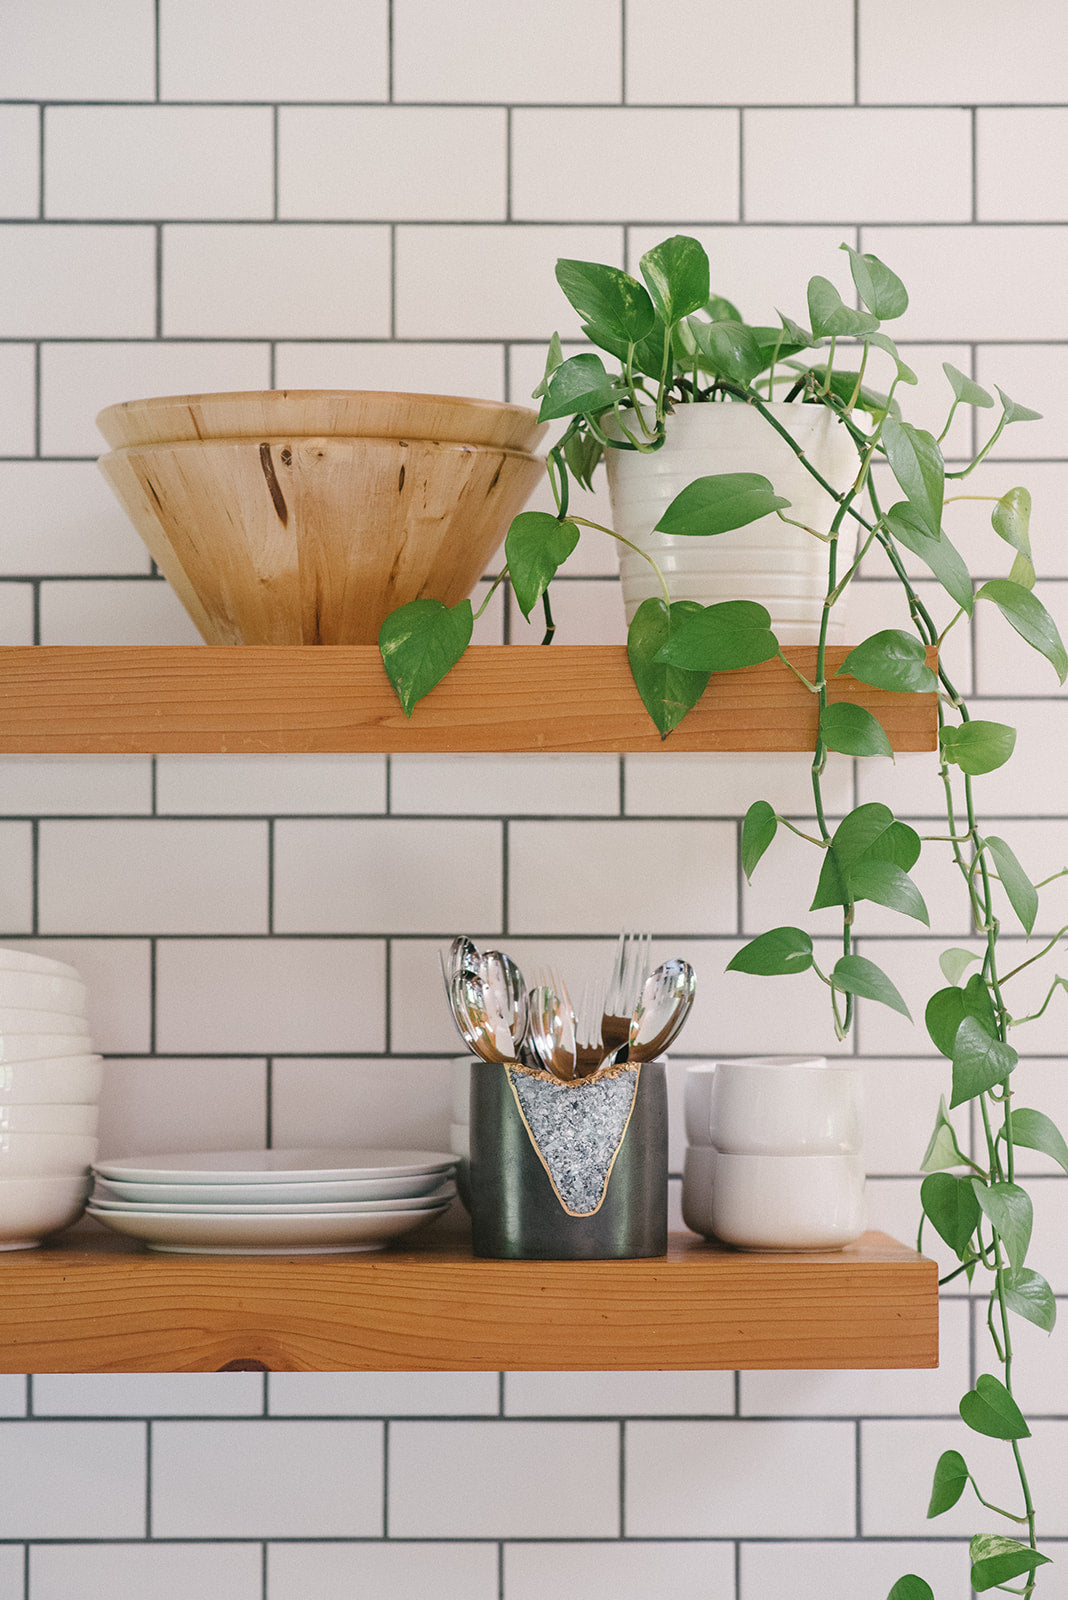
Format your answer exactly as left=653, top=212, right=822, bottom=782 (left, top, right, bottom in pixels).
left=682, top=1144, right=866, bottom=1251
left=705, top=1055, right=862, bottom=1155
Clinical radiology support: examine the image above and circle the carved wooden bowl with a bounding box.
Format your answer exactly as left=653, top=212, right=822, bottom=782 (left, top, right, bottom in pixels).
left=96, top=393, right=547, bottom=646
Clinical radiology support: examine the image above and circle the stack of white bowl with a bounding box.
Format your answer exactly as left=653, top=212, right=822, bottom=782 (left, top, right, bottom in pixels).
left=0, top=948, right=102, bottom=1249
left=682, top=1057, right=866, bottom=1251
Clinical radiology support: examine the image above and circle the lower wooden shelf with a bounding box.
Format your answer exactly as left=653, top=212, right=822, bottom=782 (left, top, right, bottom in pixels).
left=0, top=1221, right=937, bottom=1373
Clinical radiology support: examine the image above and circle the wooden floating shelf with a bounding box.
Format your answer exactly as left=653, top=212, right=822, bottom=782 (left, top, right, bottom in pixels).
left=0, top=644, right=937, bottom=755
left=0, top=1224, right=937, bottom=1373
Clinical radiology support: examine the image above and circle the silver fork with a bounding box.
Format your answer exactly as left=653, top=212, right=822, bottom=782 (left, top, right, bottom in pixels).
left=600, top=932, right=652, bottom=1059
left=574, top=976, right=611, bottom=1077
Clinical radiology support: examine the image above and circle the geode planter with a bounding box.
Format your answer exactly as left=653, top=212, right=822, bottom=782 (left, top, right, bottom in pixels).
left=468, top=1059, right=667, bottom=1260
left=95, top=390, right=547, bottom=646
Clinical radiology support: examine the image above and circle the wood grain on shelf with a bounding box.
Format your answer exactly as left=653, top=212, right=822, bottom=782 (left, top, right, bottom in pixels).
left=0, top=1227, right=937, bottom=1373
left=0, top=645, right=938, bottom=755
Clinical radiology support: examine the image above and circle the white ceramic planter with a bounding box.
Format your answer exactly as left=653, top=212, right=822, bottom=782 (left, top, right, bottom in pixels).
left=605, top=401, right=858, bottom=645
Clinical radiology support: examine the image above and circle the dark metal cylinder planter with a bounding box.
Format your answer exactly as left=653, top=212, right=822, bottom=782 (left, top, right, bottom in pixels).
left=468, top=1059, right=667, bottom=1260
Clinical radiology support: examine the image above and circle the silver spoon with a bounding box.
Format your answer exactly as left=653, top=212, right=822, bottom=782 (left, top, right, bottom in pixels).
left=527, top=970, right=578, bottom=1081
left=451, top=964, right=519, bottom=1065
left=439, top=936, right=482, bottom=1045
left=627, top=959, right=696, bottom=1062
left=480, top=949, right=529, bottom=1060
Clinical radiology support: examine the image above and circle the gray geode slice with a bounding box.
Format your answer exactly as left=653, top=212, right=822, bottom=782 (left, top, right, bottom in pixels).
left=506, top=1064, right=640, bottom=1215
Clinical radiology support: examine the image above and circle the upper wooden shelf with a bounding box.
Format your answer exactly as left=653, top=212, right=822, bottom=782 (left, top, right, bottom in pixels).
left=0, top=644, right=937, bottom=755
left=0, top=1222, right=937, bottom=1373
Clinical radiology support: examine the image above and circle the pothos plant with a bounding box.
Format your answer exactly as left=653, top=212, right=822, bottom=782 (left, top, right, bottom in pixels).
left=378, top=234, right=1067, bottom=1598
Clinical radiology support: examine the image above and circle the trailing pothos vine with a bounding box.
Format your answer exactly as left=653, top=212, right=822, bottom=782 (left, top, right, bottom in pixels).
left=378, top=235, right=1067, bottom=1597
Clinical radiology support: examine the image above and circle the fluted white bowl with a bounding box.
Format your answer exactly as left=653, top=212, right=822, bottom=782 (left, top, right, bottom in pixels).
left=0, top=971, right=88, bottom=1014
left=0, top=1055, right=104, bottom=1104
left=0, top=1173, right=92, bottom=1249
left=0, top=1034, right=95, bottom=1065
left=0, top=1130, right=98, bottom=1178
left=682, top=1145, right=866, bottom=1251
left=0, top=1103, right=99, bottom=1135
left=0, top=1007, right=89, bottom=1035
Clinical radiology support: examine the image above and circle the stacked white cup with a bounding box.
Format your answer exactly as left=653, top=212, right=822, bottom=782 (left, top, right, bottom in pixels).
left=682, top=1057, right=866, bottom=1250
left=0, top=948, right=102, bottom=1248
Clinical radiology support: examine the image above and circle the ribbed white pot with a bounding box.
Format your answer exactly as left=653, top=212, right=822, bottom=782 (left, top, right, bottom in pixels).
left=605, top=401, right=858, bottom=645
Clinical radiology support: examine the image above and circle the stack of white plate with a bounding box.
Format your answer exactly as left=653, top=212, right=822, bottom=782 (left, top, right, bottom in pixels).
left=0, top=948, right=102, bottom=1249
left=87, top=1147, right=457, bottom=1254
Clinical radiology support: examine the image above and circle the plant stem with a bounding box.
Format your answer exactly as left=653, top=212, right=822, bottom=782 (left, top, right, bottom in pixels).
left=539, top=588, right=555, bottom=645
left=472, top=565, right=510, bottom=620
left=566, top=515, right=672, bottom=610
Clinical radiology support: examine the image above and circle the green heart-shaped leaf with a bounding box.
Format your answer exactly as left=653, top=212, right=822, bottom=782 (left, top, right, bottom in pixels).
left=926, top=976, right=994, bottom=1059
left=996, top=387, right=1043, bottom=425
left=840, top=243, right=909, bottom=320
left=921, top=1171, right=981, bottom=1256
left=654, top=473, right=790, bottom=537
left=950, top=1016, right=1017, bottom=1108
left=830, top=804, right=920, bottom=871
left=537, top=352, right=619, bottom=422
left=940, top=720, right=1016, bottom=776
left=1004, top=1107, right=1068, bottom=1175
left=653, top=599, right=779, bottom=673
left=1009, top=546, right=1036, bottom=590
left=883, top=500, right=974, bottom=613
left=505, top=512, right=579, bottom=620
left=639, top=234, right=710, bottom=325
left=943, top=361, right=994, bottom=409
left=554, top=257, right=655, bottom=346
left=970, top=1535, right=1050, bottom=1593
left=807, top=275, right=880, bottom=340
left=811, top=805, right=919, bottom=912
left=689, top=318, right=768, bottom=387
left=378, top=598, right=473, bottom=718
left=531, top=331, right=564, bottom=399
left=983, top=833, right=1038, bottom=935
left=727, top=927, right=813, bottom=977
left=959, top=1374, right=1030, bottom=1440
left=864, top=331, right=917, bottom=385
left=991, top=486, right=1031, bottom=554
left=887, top=1579, right=934, bottom=1600
left=749, top=313, right=814, bottom=368
left=920, top=1096, right=969, bottom=1172
left=845, top=858, right=929, bottom=924
left=838, top=630, right=937, bottom=694
left=926, top=1448, right=970, bottom=1517
left=939, top=947, right=981, bottom=986
left=976, top=578, right=1068, bottom=684
left=1003, top=1267, right=1056, bottom=1332
left=626, top=597, right=711, bottom=738
left=831, top=953, right=911, bottom=1018
left=882, top=415, right=945, bottom=535
left=820, top=701, right=894, bottom=759
left=562, top=426, right=603, bottom=492
left=973, top=1179, right=1032, bottom=1277
left=741, top=799, right=778, bottom=882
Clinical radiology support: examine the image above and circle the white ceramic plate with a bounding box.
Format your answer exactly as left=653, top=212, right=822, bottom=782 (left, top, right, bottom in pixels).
left=88, top=1182, right=455, bottom=1216
left=94, top=1147, right=457, bottom=1184
left=92, top=1170, right=451, bottom=1205
left=86, top=1200, right=449, bottom=1253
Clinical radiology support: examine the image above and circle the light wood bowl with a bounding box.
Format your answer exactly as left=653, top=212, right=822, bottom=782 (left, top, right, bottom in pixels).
left=99, top=433, right=546, bottom=645
left=96, top=389, right=548, bottom=454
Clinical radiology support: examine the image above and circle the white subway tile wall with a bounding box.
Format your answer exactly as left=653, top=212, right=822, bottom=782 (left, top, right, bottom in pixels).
left=0, top=4, right=1065, bottom=1597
